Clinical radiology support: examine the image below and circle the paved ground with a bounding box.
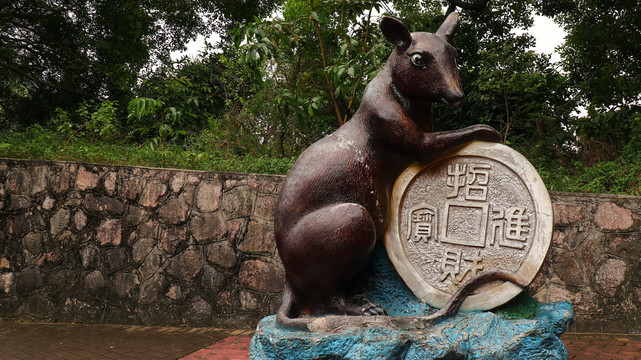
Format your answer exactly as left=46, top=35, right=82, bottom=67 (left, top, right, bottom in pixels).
left=0, top=321, right=250, bottom=360
left=0, top=321, right=640, bottom=359
left=563, top=333, right=641, bottom=360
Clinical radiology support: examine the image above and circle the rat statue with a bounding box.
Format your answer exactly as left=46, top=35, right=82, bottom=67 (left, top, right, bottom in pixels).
left=274, top=12, right=525, bottom=331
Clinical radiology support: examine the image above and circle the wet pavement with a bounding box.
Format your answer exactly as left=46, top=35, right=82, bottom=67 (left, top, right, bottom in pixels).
left=0, top=321, right=639, bottom=359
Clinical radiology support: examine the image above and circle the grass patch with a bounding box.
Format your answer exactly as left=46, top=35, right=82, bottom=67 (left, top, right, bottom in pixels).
left=1, top=125, right=641, bottom=196
left=0, top=125, right=295, bottom=174
left=492, top=291, right=539, bottom=320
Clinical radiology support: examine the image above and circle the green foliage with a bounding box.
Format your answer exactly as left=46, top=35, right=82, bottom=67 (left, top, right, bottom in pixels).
left=0, top=0, right=278, bottom=127
left=1, top=0, right=640, bottom=194
left=492, top=291, right=539, bottom=320
left=52, top=100, right=120, bottom=140
left=533, top=0, right=641, bottom=165
left=127, top=96, right=186, bottom=165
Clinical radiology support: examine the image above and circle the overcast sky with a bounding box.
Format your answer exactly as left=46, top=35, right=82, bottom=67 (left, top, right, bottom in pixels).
left=522, top=15, right=565, bottom=63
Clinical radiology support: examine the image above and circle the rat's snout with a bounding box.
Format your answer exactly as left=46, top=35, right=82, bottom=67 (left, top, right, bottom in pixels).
left=439, top=70, right=464, bottom=108
left=449, top=88, right=465, bottom=108
left=440, top=87, right=464, bottom=108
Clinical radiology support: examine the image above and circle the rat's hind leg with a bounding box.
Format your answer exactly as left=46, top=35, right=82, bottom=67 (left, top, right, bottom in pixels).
left=277, top=203, right=378, bottom=315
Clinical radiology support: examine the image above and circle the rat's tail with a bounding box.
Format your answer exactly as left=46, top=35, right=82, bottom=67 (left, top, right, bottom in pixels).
left=422, top=270, right=528, bottom=322
left=275, top=270, right=528, bottom=332
left=276, top=282, right=309, bottom=331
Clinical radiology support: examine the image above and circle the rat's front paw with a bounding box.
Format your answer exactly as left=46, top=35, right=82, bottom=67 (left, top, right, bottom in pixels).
left=360, top=302, right=388, bottom=316
left=468, top=124, right=502, bottom=143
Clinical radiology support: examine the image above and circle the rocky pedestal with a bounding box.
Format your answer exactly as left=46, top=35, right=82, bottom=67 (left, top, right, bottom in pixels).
left=250, top=245, right=573, bottom=360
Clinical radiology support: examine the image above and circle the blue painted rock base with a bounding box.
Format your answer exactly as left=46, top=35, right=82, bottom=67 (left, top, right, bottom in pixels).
left=250, top=245, right=573, bottom=359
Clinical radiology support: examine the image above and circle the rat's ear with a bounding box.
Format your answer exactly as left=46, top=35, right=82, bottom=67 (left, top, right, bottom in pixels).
left=436, top=11, right=459, bottom=42
left=380, top=17, right=411, bottom=50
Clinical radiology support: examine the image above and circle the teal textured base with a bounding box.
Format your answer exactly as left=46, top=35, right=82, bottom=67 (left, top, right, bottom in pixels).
left=251, top=244, right=573, bottom=359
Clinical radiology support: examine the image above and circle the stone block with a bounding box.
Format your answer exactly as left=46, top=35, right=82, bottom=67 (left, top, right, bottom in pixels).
left=85, top=270, right=108, bottom=298
left=82, top=194, right=125, bottom=215
left=205, top=242, right=237, bottom=269
left=239, top=260, right=284, bottom=293
left=594, top=202, right=635, bottom=231
left=594, top=257, right=628, bottom=297
left=240, top=290, right=260, bottom=311
left=139, top=181, right=167, bottom=208
left=239, top=221, right=275, bottom=253
left=159, top=226, right=187, bottom=255
left=222, top=186, right=254, bottom=217
left=158, top=198, right=189, bottom=224
left=42, top=196, right=55, bottom=210
left=138, top=248, right=163, bottom=281
left=22, top=232, right=43, bottom=255
left=49, top=208, right=70, bottom=237
left=190, top=212, right=226, bottom=243
left=200, top=265, right=226, bottom=298
left=226, top=218, right=247, bottom=245
left=35, top=251, right=62, bottom=267
left=138, top=219, right=160, bottom=239
left=112, top=272, right=140, bottom=300
left=179, top=184, right=196, bottom=206
left=55, top=230, right=78, bottom=249
left=101, top=247, right=128, bottom=275
left=125, top=204, right=149, bottom=227
left=6, top=170, right=32, bottom=195
left=184, top=296, right=212, bottom=326
left=166, top=247, right=203, bottom=281
left=252, top=194, right=276, bottom=221
left=215, top=289, right=237, bottom=314
left=96, top=218, right=122, bottom=246
left=49, top=172, right=71, bottom=194
left=103, top=171, right=117, bottom=195
left=80, top=245, right=100, bottom=269
left=24, top=296, right=56, bottom=320
left=59, top=298, right=104, bottom=324
left=170, top=173, right=185, bottom=193
left=31, top=166, right=48, bottom=195
left=76, top=168, right=99, bottom=191
left=132, top=237, right=155, bottom=265
left=196, top=180, right=222, bottom=212
left=73, top=209, right=88, bottom=231
left=139, top=273, right=169, bottom=305
left=8, top=194, right=31, bottom=210
left=0, top=273, right=14, bottom=294
left=121, top=177, right=146, bottom=200
left=608, top=234, right=641, bottom=260
left=47, top=269, right=79, bottom=295
left=165, top=283, right=190, bottom=302
left=551, top=249, right=585, bottom=287
left=8, top=214, right=30, bottom=237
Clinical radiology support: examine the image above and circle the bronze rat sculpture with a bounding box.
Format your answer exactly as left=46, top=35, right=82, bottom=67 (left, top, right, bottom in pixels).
left=274, top=13, right=525, bottom=331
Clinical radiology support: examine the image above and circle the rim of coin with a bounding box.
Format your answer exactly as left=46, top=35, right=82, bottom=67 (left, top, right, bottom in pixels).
left=384, top=141, right=553, bottom=311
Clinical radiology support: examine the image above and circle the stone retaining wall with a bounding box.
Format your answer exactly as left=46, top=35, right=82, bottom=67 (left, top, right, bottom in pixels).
left=0, top=158, right=284, bottom=328
left=0, top=158, right=639, bottom=333
left=534, top=192, right=641, bottom=333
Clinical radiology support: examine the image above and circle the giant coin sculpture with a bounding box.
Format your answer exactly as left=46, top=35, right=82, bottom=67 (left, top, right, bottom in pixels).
left=385, top=141, right=553, bottom=311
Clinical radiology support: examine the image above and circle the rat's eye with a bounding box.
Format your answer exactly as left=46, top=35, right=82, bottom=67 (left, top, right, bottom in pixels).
left=410, top=53, right=428, bottom=68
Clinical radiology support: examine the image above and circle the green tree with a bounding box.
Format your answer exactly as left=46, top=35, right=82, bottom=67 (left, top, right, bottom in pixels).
left=0, top=0, right=277, bottom=128
left=535, top=0, right=641, bottom=162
